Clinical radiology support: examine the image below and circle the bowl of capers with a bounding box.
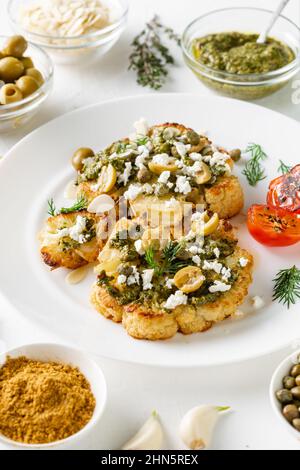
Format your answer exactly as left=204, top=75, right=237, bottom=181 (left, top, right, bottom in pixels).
left=270, top=350, right=300, bottom=441
left=0, top=34, right=53, bottom=132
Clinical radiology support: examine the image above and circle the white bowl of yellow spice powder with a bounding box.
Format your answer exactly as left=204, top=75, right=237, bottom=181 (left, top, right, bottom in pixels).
left=0, top=342, right=107, bottom=448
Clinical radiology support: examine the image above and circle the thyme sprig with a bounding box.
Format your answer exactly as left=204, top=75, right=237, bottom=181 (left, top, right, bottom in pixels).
left=129, top=15, right=180, bottom=90
left=47, top=195, right=87, bottom=216
left=273, top=265, right=300, bottom=309
left=278, top=159, right=292, bottom=174
left=242, top=143, right=268, bottom=186
left=144, top=241, right=188, bottom=275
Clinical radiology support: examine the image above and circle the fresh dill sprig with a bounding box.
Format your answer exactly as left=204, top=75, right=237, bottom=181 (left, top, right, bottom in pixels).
left=144, top=241, right=188, bottom=275
left=60, top=195, right=87, bottom=214
left=47, top=198, right=57, bottom=216
left=47, top=195, right=87, bottom=216
left=273, top=265, right=300, bottom=309
left=278, top=159, right=292, bottom=174
left=144, top=246, right=160, bottom=272
left=129, top=15, right=180, bottom=90
left=242, top=143, right=268, bottom=186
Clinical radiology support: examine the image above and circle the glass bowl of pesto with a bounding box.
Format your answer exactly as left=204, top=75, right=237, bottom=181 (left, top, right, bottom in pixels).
left=182, top=7, right=300, bottom=100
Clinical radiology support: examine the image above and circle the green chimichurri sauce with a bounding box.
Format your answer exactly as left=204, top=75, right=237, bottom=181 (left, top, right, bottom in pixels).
left=192, top=32, right=295, bottom=75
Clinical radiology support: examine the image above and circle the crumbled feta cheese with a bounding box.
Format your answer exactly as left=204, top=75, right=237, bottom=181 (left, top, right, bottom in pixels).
left=117, top=274, right=127, bottom=285
left=134, top=239, right=145, bottom=255
left=142, top=269, right=154, bottom=290
left=192, top=255, right=201, bottom=266
left=221, top=266, right=231, bottom=281
left=152, top=153, right=171, bottom=166
left=57, top=215, right=88, bottom=244
left=209, top=281, right=231, bottom=293
left=239, top=257, right=249, bottom=267
left=189, top=152, right=202, bottom=161
left=184, top=161, right=203, bottom=177
left=188, top=245, right=199, bottom=255
left=174, top=141, right=189, bottom=157
left=124, top=184, right=143, bottom=200
left=165, top=197, right=178, bottom=208
left=134, top=117, right=148, bottom=136
left=252, top=296, right=265, bottom=310
left=158, top=171, right=170, bottom=184
left=166, top=278, right=174, bottom=289
left=191, top=211, right=205, bottom=222
left=118, top=162, right=132, bottom=186
left=206, top=151, right=231, bottom=174
left=175, top=175, right=192, bottom=195
left=202, top=260, right=223, bottom=274
left=213, top=247, right=220, bottom=258
left=164, top=290, right=188, bottom=309
left=127, top=266, right=140, bottom=286
left=167, top=182, right=174, bottom=189
left=142, top=183, right=154, bottom=194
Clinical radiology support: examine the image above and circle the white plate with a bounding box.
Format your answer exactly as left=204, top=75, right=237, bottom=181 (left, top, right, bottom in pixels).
left=0, top=94, right=299, bottom=367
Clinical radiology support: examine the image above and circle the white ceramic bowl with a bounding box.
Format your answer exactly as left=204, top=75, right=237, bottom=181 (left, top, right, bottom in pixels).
left=0, top=343, right=107, bottom=448
left=270, top=350, right=300, bottom=443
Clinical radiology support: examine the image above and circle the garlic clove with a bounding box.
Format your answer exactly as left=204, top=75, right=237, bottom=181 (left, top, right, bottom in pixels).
left=179, top=405, right=230, bottom=450
left=122, top=410, right=163, bottom=450
left=87, top=194, right=115, bottom=214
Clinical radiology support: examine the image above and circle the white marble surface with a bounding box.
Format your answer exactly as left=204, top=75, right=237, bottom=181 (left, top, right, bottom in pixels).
left=0, top=0, right=300, bottom=450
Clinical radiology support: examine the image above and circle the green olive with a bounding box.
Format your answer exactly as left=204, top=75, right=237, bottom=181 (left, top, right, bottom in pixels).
left=296, top=376, right=300, bottom=386
left=72, top=147, right=94, bottom=172
left=292, top=418, right=300, bottom=431
left=291, top=365, right=300, bottom=377
left=15, top=75, right=39, bottom=98
left=25, top=68, right=44, bottom=86
left=276, top=389, right=293, bottom=404
left=186, top=130, right=200, bottom=145
left=0, top=57, right=24, bottom=82
left=0, top=83, right=23, bottom=104
left=291, top=386, right=300, bottom=400
left=2, top=35, right=28, bottom=58
left=283, top=376, right=296, bottom=390
left=158, top=142, right=171, bottom=154
left=283, top=404, right=299, bottom=422
left=229, top=148, right=241, bottom=162
left=21, top=57, right=34, bottom=70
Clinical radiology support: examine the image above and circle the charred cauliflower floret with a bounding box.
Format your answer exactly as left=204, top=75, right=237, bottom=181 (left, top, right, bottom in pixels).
left=39, top=210, right=108, bottom=270
left=91, top=216, right=253, bottom=340
left=73, top=122, right=243, bottom=222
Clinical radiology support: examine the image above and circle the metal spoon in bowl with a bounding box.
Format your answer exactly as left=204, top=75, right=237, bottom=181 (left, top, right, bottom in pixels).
left=257, top=0, right=291, bottom=44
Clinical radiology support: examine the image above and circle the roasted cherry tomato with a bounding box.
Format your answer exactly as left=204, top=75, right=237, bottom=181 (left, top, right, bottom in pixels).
left=247, top=204, right=300, bottom=247
left=267, top=165, right=300, bottom=214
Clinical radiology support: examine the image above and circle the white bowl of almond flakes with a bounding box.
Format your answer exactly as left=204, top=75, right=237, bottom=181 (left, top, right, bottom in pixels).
left=8, top=0, right=129, bottom=65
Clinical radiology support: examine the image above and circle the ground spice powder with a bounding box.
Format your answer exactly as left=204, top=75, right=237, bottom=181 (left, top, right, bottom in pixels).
left=0, top=356, right=96, bottom=444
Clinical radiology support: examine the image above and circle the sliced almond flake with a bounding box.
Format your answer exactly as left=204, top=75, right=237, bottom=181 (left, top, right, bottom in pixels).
left=66, top=265, right=90, bottom=284
left=64, top=180, right=78, bottom=199
left=87, top=194, right=115, bottom=213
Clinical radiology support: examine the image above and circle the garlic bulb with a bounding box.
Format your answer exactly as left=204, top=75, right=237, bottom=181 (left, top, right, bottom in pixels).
left=122, top=411, right=163, bottom=450
left=179, top=405, right=230, bottom=450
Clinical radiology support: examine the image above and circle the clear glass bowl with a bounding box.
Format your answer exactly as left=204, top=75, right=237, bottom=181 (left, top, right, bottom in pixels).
left=0, top=36, right=53, bottom=133
left=8, top=0, right=129, bottom=66
left=182, top=7, right=300, bottom=100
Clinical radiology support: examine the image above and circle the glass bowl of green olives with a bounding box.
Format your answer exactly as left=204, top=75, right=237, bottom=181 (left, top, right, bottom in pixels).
left=0, top=35, right=53, bottom=132
left=8, top=0, right=129, bottom=66
left=270, top=350, right=300, bottom=441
